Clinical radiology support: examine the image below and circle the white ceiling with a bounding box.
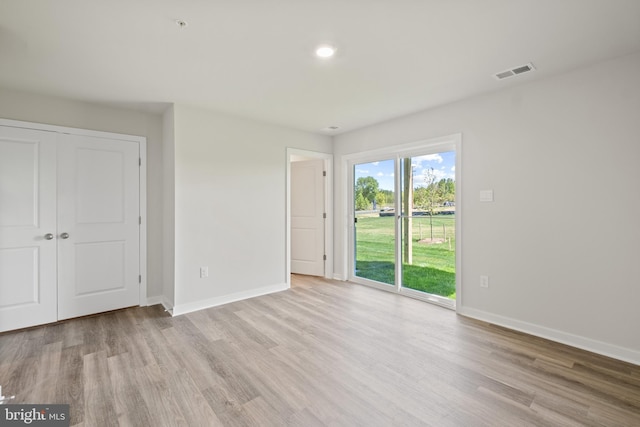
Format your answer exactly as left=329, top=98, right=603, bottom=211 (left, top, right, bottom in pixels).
left=1, top=0, right=639, bottom=134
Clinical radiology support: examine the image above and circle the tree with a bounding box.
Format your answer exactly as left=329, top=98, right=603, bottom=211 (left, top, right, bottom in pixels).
left=423, top=168, right=444, bottom=240
left=355, top=177, right=379, bottom=208
left=378, top=189, right=393, bottom=208
left=356, top=176, right=379, bottom=204
left=355, top=192, right=369, bottom=211
left=413, top=186, right=429, bottom=209
left=439, top=178, right=455, bottom=204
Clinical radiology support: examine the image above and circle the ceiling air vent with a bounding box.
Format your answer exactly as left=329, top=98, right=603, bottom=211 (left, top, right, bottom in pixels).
left=494, top=62, right=536, bottom=80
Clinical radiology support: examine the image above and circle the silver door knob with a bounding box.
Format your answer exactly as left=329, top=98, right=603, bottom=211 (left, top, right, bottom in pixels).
left=60, top=232, right=70, bottom=239
left=44, top=233, right=54, bottom=240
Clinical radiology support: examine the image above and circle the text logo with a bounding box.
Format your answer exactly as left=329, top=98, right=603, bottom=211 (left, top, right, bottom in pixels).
left=1, top=405, right=69, bottom=426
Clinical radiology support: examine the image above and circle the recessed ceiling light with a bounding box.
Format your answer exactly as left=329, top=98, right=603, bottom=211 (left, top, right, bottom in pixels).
left=175, top=20, right=188, bottom=29
left=320, top=126, right=340, bottom=132
left=315, top=45, right=336, bottom=58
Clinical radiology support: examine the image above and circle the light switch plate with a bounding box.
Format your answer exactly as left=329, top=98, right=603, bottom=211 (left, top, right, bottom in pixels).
left=480, top=190, right=494, bottom=202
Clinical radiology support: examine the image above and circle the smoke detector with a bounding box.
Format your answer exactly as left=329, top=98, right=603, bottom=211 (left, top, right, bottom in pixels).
left=494, top=62, right=536, bottom=80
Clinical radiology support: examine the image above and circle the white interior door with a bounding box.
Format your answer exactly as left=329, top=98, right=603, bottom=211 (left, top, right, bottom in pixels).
left=291, top=159, right=325, bottom=276
left=0, top=127, right=58, bottom=332
left=57, top=134, right=140, bottom=320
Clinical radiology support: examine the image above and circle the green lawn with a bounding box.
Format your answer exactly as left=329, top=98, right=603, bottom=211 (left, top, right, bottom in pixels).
left=355, top=214, right=456, bottom=299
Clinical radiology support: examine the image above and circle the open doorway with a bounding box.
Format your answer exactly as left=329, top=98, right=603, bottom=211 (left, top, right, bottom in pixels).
left=286, top=149, right=333, bottom=288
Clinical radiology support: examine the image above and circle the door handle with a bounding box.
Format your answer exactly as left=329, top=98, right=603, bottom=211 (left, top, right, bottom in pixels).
left=44, top=233, right=54, bottom=240
left=60, top=232, right=70, bottom=239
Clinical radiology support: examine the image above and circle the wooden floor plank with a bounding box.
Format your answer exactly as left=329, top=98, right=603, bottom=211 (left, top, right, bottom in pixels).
left=1, top=274, right=639, bottom=426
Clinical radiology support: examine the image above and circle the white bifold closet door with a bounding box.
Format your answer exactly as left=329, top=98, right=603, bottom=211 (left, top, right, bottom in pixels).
left=0, top=127, right=58, bottom=331
left=0, top=126, right=140, bottom=332
left=57, top=134, right=140, bottom=320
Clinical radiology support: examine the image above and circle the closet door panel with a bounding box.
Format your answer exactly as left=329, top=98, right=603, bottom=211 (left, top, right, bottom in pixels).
left=57, top=134, right=140, bottom=320
left=0, top=126, right=57, bottom=332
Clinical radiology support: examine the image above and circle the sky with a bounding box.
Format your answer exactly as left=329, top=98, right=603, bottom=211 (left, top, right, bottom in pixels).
left=354, top=151, right=455, bottom=191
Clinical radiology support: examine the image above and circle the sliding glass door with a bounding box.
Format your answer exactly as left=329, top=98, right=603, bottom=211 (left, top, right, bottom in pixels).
left=400, top=153, right=456, bottom=304
left=353, top=159, right=395, bottom=286
left=350, top=147, right=457, bottom=308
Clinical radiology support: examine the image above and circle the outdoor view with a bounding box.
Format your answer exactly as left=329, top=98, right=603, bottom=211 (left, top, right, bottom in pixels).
left=354, top=152, right=456, bottom=299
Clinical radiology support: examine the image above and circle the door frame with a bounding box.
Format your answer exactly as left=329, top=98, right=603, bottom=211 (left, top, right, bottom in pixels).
left=286, top=148, right=333, bottom=287
left=341, top=133, right=462, bottom=310
left=0, top=118, right=148, bottom=306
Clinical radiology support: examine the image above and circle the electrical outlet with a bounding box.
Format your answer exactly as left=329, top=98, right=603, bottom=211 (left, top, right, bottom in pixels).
left=480, top=275, right=489, bottom=288
left=200, top=266, right=209, bottom=278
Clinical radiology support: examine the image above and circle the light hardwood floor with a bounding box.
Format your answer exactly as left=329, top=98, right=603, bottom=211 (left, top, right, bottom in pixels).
left=1, top=275, right=639, bottom=426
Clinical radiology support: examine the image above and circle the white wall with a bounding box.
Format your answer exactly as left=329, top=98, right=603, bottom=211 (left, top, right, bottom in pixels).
left=169, top=104, right=331, bottom=314
left=0, top=87, right=165, bottom=299
left=333, top=52, right=640, bottom=364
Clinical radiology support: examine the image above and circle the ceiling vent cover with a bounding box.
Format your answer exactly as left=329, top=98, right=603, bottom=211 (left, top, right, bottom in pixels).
left=494, top=62, right=536, bottom=80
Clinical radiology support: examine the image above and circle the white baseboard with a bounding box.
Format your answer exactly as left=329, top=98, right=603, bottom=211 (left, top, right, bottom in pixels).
left=161, top=297, right=174, bottom=315
left=458, top=306, right=640, bottom=366
left=333, top=273, right=346, bottom=281
left=144, top=295, right=174, bottom=315
left=171, top=283, right=288, bottom=317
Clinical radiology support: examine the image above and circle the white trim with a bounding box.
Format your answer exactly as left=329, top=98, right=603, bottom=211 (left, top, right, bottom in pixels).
left=350, top=275, right=397, bottom=292
left=145, top=296, right=174, bottom=315
left=139, top=139, right=148, bottom=306
left=342, top=133, right=462, bottom=310
left=171, top=283, right=288, bottom=317
left=286, top=148, right=334, bottom=287
left=458, top=306, right=640, bottom=366
left=350, top=252, right=458, bottom=310
left=394, top=157, right=402, bottom=293
left=162, top=297, right=174, bottom=315
left=0, top=118, right=149, bottom=307
left=401, top=287, right=455, bottom=310
left=350, top=275, right=455, bottom=310
left=340, top=134, right=459, bottom=164
left=0, top=118, right=145, bottom=142
left=340, top=158, right=350, bottom=281
left=454, top=136, right=462, bottom=309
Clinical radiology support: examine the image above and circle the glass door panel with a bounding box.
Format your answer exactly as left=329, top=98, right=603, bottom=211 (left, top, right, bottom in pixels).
left=353, top=159, right=395, bottom=285
left=400, top=152, right=456, bottom=300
